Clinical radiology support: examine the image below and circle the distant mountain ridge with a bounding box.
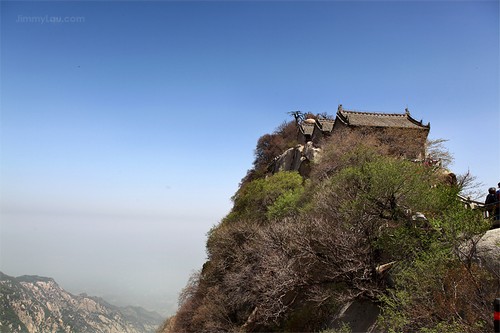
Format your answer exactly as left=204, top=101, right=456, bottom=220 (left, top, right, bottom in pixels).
left=0, top=271, right=163, bottom=333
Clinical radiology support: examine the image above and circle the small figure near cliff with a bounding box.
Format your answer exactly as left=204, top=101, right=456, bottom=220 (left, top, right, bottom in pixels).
left=496, top=182, right=500, bottom=220
left=485, top=187, right=497, bottom=218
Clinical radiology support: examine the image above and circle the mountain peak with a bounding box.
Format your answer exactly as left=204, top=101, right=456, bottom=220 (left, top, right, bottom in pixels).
left=16, top=274, right=55, bottom=284
left=0, top=271, right=163, bottom=333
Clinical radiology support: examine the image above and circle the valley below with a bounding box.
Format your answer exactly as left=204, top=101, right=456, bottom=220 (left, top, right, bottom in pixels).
left=0, top=271, right=164, bottom=333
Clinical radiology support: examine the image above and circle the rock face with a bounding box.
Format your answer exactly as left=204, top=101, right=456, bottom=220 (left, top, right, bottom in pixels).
left=329, top=299, right=380, bottom=333
left=0, top=272, right=163, bottom=333
left=474, top=228, right=500, bottom=275
left=270, top=142, right=322, bottom=175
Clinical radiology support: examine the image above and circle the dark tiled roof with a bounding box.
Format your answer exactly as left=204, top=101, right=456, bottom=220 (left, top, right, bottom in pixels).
left=299, top=122, right=315, bottom=136
left=317, top=118, right=335, bottom=132
left=337, top=108, right=429, bottom=129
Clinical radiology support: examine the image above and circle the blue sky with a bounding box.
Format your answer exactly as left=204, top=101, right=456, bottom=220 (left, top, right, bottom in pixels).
left=1, top=1, right=499, bottom=315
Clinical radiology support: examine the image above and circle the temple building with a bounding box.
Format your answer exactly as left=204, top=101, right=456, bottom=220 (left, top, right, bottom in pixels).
left=297, top=104, right=430, bottom=160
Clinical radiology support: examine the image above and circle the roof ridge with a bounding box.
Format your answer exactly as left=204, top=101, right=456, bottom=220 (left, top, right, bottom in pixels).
left=342, top=109, right=405, bottom=117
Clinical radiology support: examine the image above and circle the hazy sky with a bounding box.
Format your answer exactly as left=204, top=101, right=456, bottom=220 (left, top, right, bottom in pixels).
left=1, top=1, right=499, bottom=316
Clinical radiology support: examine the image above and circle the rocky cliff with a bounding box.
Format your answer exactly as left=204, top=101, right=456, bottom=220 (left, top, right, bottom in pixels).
left=161, top=120, right=497, bottom=333
left=0, top=272, right=163, bottom=333
left=269, top=142, right=321, bottom=176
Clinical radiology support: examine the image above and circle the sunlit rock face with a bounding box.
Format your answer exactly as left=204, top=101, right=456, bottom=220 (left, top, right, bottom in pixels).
left=474, top=228, right=500, bottom=275
left=270, top=142, right=322, bottom=176
left=0, top=272, right=163, bottom=333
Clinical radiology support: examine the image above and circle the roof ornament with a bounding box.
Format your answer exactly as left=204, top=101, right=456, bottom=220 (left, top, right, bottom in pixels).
left=405, top=107, right=410, bottom=116
left=338, top=104, right=343, bottom=113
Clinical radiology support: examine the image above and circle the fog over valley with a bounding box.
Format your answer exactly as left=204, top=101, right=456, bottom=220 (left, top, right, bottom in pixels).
left=1, top=211, right=224, bottom=315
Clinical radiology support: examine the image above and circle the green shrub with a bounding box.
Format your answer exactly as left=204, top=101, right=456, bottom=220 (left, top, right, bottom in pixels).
left=227, top=171, right=304, bottom=224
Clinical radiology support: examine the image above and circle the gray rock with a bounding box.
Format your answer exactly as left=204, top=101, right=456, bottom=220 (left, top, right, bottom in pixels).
left=271, top=143, right=322, bottom=175
left=329, top=299, right=380, bottom=333
left=474, top=228, right=500, bottom=276
left=0, top=272, right=163, bottom=333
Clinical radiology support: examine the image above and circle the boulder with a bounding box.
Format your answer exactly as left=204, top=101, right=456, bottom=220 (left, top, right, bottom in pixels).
left=270, top=143, right=322, bottom=176
left=474, top=228, right=500, bottom=275
left=329, top=299, right=380, bottom=333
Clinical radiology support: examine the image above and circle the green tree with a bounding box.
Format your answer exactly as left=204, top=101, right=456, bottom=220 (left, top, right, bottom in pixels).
left=225, top=171, right=304, bottom=224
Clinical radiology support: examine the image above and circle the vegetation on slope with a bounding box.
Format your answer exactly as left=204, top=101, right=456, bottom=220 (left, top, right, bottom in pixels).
left=161, top=123, right=497, bottom=333
left=244, top=120, right=298, bottom=182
